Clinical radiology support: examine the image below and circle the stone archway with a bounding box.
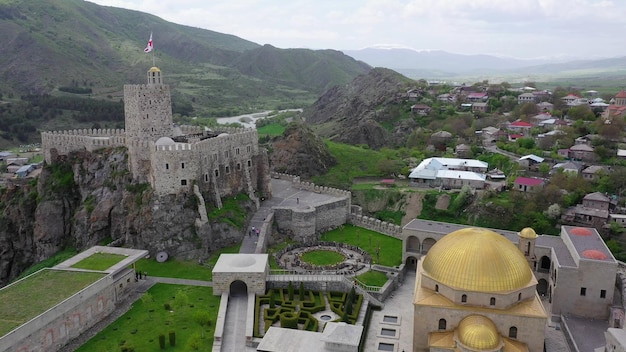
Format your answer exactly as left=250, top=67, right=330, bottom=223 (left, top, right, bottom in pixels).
left=405, top=256, right=418, bottom=271
left=537, top=279, right=548, bottom=297
left=539, top=256, right=551, bottom=272
left=406, top=236, right=420, bottom=254
left=230, top=280, right=248, bottom=297
left=422, top=238, right=437, bottom=254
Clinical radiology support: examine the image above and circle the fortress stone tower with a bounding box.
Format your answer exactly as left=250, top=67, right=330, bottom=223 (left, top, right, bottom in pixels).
left=124, top=67, right=174, bottom=181
left=42, top=66, right=272, bottom=207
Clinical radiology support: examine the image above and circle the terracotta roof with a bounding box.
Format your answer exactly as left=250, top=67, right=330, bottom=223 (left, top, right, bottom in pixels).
left=616, top=90, right=626, bottom=98
left=514, top=177, right=543, bottom=186
left=510, top=121, right=533, bottom=127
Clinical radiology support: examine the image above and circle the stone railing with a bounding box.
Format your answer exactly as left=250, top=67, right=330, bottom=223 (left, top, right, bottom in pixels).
left=347, top=214, right=402, bottom=239
left=270, top=172, right=351, bottom=198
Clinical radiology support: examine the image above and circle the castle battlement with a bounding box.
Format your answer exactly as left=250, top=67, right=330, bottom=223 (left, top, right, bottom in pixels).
left=42, top=66, right=271, bottom=204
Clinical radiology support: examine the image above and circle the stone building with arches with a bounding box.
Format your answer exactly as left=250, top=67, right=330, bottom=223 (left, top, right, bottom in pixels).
left=403, top=219, right=619, bottom=328
left=41, top=66, right=271, bottom=206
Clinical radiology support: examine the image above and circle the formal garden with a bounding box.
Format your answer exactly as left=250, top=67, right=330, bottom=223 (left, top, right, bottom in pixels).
left=254, top=282, right=364, bottom=338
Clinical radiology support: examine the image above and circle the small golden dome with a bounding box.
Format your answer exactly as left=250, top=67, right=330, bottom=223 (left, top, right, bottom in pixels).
left=456, top=315, right=501, bottom=350
left=148, top=66, right=161, bottom=72
left=422, top=228, right=532, bottom=292
left=519, top=227, right=537, bottom=239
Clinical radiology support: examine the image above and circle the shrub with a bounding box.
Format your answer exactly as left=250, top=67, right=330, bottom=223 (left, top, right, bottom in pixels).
left=288, top=282, right=294, bottom=301
left=299, top=282, right=304, bottom=301
left=279, top=311, right=299, bottom=329
left=168, top=331, right=175, bottom=346
left=158, top=334, right=165, bottom=349
left=164, top=303, right=171, bottom=310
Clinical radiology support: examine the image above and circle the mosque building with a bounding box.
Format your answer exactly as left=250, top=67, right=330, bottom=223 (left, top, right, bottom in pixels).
left=413, top=228, right=548, bottom=351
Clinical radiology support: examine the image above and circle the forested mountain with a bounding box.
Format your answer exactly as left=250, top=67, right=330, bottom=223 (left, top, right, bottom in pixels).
left=0, top=0, right=370, bottom=145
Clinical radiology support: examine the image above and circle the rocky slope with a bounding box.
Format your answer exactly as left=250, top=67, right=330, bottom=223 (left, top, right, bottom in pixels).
left=0, top=148, right=250, bottom=287
left=302, top=67, right=418, bottom=149
left=269, top=123, right=337, bottom=179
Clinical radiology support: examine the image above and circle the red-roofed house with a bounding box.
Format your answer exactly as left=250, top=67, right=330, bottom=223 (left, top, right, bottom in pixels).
left=513, top=177, right=544, bottom=193
left=411, top=104, right=432, bottom=116
left=508, top=133, right=524, bottom=141
left=467, top=92, right=488, bottom=102
left=508, top=120, right=533, bottom=135
left=603, top=90, right=626, bottom=121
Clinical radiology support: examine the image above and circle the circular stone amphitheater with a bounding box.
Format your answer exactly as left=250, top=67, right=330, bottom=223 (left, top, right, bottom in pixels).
left=275, top=242, right=371, bottom=274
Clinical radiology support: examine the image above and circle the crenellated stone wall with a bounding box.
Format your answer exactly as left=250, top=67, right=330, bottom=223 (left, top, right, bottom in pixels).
left=347, top=214, right=402, bottom=238
left=41, top=129, right=126, bottom=164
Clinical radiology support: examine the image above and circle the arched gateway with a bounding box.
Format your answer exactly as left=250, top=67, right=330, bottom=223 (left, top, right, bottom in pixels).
left=212, top=254, right=269, bottom=296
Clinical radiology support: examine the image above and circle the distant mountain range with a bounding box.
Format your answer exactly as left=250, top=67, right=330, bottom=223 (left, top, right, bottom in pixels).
left=342, top=48, right=626, bottom=82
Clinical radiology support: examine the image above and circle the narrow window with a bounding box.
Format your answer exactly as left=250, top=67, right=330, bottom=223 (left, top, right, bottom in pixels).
left=490, top=297, right=496, bottom=306
left=247, top=160, right=251, bottom=167
left=438, top=319, right=446, bottom=330
left=215, top=169, right=219, bottom=177
left=509, top=326, right=517, bottom=339
left=236, top=148, right=240, bottom=155
left=181, top=162, right=185, bottom=169
left=518, top=292, right=522, bottom=301
left=237, top=163, right=241, bottom=171
left=181, top=179, right=187, bottom=186
left=247, top=145, right=251, bottom=153
left=580, top=287, right=586, bottom=296
left=204, top=174, right=208, bottom=182
left=165, top=163, right=169, bottom=170
left=461, top=294, right=467, bottom=303
left=435, top=284, right=439, bottom=292
left=225, top=166, right=230, bottom=174
left=601, top=289, right=607, bottom=298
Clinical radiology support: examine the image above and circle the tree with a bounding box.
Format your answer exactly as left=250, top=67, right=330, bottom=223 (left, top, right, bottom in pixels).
left=174, top=289, right=189, bottom=309
left=288, top=281, right=294, bottom=301
left=141, top=293, right=155, bottom=320
left=567, top=105, right=595, bottom=121
left=544, top=204, right=561, bottom=220
left=194, top=311, right=211, bottom=338
left=299, top=282, right=305, bottom=301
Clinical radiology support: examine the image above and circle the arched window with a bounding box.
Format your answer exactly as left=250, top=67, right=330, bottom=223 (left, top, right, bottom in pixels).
left=435, top=284, right=439, bottom=292
left=509, top=326, right=518, bottom=339
left=490, top=297, right=496, bottom=306
left=461, top=294, right=467, bottom=303
left=518, top=292, right=522, bottom=301
left=438, top=319, right=446, bottom=330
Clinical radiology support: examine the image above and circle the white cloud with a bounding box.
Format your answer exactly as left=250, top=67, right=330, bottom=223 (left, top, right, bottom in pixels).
left=87, top=0, right=626, bottom=58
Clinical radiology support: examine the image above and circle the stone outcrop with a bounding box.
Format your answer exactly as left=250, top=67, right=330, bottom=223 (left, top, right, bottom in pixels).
left=269, top=123, right=336, bottom=179
left=302, top=67, right=418, bottom=149
left=0, top=147, right=251, bottom=287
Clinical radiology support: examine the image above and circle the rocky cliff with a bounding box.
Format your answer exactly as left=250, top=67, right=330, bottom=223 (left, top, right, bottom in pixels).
left=269, top=123, right=337, bottom=179
left=0, top=147, right=250, bottom=287
left=303, top=67, right=418, bottom=149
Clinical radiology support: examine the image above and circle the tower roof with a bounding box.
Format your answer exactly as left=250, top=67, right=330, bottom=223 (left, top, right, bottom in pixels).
left=422, top=228, right=533, bottom=292
left=519, top=227, right=537, bottom=239
left=148, top=66, right=161, bottom=72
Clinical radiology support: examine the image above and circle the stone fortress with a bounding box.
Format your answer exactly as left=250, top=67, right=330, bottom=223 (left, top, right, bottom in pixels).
left=41, top=66, right=271, bottom=207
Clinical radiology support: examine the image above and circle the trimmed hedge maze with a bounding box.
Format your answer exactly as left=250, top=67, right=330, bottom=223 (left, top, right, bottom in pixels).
left=254, top=283, right=363, bottom=337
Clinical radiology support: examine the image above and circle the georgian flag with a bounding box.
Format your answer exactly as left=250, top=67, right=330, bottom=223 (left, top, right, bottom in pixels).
left=144, top=33, right=153, bottom=53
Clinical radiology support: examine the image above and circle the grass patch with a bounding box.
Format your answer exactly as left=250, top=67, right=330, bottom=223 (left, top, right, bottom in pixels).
left=374, top=209, right=405, bottom=225
left=257, top=123, right=285, bottom=136
left=300, top=250, right=345, bottom=266
left=16, top=247, right=78, bottom=280
left=356, top=270, right=388, bottom=287
left=76, top=284, right=219, bottom=352
left=320, top=225, right=402, bottom=267
left=0, top=270, right=104, bottom=337
left=268, top=239, right=295, bottom=269
left=207, top=194, right=250, bottom=229
left=71, top=253, right=127, bottom=271
left=312, top=141, right=388, bottom=188
left=135, top=244, right=240, bottom=281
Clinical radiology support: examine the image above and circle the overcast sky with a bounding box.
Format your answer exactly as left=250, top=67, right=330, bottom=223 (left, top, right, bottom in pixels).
left=89, top=0, right=626, bottom=60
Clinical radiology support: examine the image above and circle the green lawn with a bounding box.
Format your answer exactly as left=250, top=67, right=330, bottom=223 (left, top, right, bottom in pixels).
left=0, top=270, right=104, bottom=337
left=76, top=284, right=219, bottom=352
left=321, top=225, right=402, bottom=267
left=135, top=244, right=240, bottom=281
left=356, top=270, right=388, bottom=287
left=300, top=250, right=345, bottom=266
left=71, top=253, right=127, bottom=271
left=257, top=123, right=285, bottom=136
left=16, top=247, right=79, bottom=280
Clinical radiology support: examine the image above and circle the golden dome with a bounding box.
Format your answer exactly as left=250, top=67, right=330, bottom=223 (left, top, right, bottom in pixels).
left=456, top=315, right=501, bottom=350
left=148, top=66, right=161, bottom=72
left=422, top=228, right=532, bottom=292
left=519, top=227, right=537, bottom=239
